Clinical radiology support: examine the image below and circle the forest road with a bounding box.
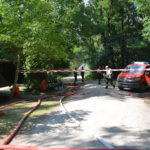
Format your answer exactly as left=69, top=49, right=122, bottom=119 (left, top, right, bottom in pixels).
left=11, top=77, right=150, bottom=149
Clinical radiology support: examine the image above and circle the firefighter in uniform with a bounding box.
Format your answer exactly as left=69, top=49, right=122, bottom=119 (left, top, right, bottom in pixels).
left=74, top=67, right=78, bottom=85
left=105, top=66, right=115, bottom=89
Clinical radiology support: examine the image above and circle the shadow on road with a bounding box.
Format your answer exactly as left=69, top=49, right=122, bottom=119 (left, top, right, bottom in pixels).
left=101, top=126, right=150, bottom=149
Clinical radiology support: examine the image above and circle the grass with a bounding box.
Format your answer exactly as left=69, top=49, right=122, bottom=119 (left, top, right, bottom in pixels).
left=18, top=84, right=59, bottom=95
left=0, top=100, right=59, bottom=136
left=0, top=84, right=71, bottom=140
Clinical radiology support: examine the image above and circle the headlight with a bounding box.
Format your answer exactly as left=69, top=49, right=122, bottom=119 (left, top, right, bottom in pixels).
left=117, top=77, right=120, bottom=81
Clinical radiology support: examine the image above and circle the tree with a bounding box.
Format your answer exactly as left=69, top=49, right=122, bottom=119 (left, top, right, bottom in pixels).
left=81, top=0, right=150, bottom=70
left=135, top=0, right=150, bottom=41
left=0, top=0, right=70, bottom=90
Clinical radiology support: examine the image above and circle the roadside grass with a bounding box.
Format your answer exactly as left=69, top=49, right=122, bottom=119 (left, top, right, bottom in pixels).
left=85, top=71, right=97, bottom=80
left=19, top=85, right=59, bottom=95
left=0, top=85, right=63, bottom=97
left=0, top=100, right=59, bottom=136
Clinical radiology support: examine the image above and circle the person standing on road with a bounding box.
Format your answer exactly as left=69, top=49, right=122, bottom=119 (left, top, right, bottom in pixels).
left=105, top=66, right=115, bottom=89
left=80, top=66, right=85, bottom=83
left=97, top=66, right=103, bottom=84
left=74, top=67, right=78, bottom=85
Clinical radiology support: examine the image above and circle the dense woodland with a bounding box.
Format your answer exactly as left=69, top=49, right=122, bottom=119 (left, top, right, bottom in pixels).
left=0, top=0, right=150, bottom=87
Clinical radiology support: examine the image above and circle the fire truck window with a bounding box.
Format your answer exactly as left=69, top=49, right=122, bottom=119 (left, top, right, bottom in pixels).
left=145, top=67, right=150, bottom=75
left=123, top=66, right=144, bottom=73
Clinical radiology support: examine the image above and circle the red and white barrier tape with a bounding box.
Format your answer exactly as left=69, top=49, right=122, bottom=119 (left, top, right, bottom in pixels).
left=20, top=68, right=150, bottom=73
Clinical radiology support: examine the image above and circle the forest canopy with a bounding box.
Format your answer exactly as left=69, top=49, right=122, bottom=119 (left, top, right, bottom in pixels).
left=0, top=0, right=150, bottom=71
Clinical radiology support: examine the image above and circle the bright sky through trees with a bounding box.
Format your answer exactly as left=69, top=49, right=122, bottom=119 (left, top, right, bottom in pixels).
left=84, top=0, right=89, bottom=5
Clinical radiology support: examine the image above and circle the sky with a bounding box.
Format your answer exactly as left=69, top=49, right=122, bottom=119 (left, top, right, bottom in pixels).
left=84, top=0, right=89, bottom=5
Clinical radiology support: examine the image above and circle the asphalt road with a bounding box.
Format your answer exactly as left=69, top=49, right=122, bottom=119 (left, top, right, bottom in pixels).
left=11, top=77, right=150, bottom=149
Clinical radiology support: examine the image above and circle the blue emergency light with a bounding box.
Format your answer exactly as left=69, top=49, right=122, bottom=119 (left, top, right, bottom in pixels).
left=131, top=61, right=149, bottom=64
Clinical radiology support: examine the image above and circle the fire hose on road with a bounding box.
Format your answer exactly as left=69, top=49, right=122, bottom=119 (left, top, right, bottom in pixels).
left=0, top=83, right=141, bottom=150
left=1, top=90, right=78, bottom=145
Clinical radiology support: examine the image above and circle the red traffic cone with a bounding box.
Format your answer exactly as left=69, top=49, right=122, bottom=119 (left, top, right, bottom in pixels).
left=13, top=85, right=21, bottom=98
left=41, top=80, right=48, bottom=91
left=0, top=111, right=4, bottom=116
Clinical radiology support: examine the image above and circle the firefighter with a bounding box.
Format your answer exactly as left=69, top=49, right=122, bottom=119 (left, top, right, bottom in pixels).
left=105, top=66, right=115, bottom=89
left=80, top=66, right=85, bottom=83
left=74, top=67, right=78, bottom=85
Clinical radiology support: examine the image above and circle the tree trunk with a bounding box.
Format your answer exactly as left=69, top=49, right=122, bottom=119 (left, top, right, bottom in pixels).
left=107, top=0, right=115, bottom=68
left=120, top=8, right=127, bottom=67
left=11, top=54, right=21, bottom=97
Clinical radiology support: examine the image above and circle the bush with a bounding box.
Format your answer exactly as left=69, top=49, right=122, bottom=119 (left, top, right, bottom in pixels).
left=25, top=73, right=47, bottom=90
left=85, top=71, right=97, bottom=80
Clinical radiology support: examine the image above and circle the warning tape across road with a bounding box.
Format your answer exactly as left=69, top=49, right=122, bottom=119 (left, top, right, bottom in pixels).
left=20, top=68, right=150, bottom=73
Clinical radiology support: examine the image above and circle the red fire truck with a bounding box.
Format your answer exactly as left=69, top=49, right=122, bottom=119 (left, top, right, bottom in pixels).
left=117, top=62, right=150, bottom=92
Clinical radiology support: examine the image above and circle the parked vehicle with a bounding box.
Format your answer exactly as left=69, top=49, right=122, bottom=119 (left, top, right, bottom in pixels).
left=117, top=62, right=150, bottom=92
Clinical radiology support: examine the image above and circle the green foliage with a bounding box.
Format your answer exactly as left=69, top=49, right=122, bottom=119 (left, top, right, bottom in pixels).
left=0, top=0, right=150, bottom=84
left=80, top=0, right=150, bottom=69
left=0, top=0, right=72, bottom=67
left=25, top=73, right=47, bottom=90
left=0, top=41, right=18, bottom=62
left=85, top=71, right=98, bottom=80
left=135, top=0, right=150, bottom=41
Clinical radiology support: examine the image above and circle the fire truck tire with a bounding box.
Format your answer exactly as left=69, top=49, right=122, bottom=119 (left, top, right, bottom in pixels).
left=118, top=86, right=124, bottom=90
left=139, top=83, right=146, bottom=93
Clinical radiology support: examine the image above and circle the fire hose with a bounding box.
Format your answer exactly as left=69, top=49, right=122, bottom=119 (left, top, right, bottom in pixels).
left=0, top=84, right=138, bottom=150
left=1, top=85, right=78, bottom=145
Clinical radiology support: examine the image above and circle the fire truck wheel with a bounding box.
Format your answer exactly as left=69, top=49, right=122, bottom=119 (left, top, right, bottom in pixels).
left=118, top=86, right=124, bottom=90
left=139, top=83, right=146, bottom=93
